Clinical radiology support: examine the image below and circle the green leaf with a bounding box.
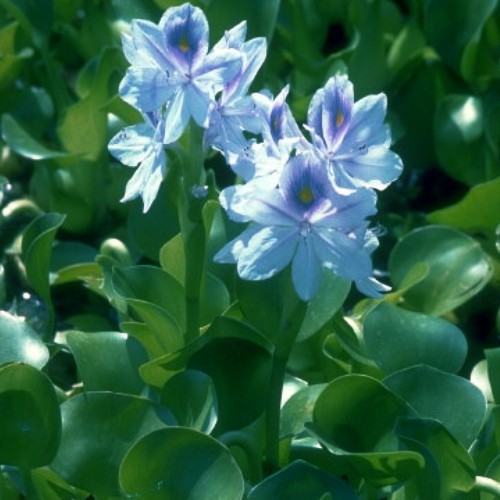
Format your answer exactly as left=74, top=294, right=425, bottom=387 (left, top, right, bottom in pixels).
left=281, top=384, right=326, bottom=439
left=485, top=348, right=500, bottom=404
left=0, top=311, right=49, bottom=368
left=119, top=427, right=245, bottom=500
left=396, top=417, right=477, bottom=499
left=206, top=0, right=281, bottom=42
left=189, top=336, right=272, bottom=433
left=247, top=459, right=358, bottom=499
left=112, top=265, right=186, bottom=338
left=66, top=331, right=148, bottom=395
left=1, top=114, right=77, bottom=160
left=57, top=48, right=124, bottom=160
left=50, top=391, right=176, bottom=498
left=428, top=178, right=500, bottom=253
left=423, top=0, right=497, bottom=71
left=160, top=369, right=217, bottom=433
left=434, top=95, right=499, bottom=185
left=297, top=272, right=350, bottom=342
left=0, top=0, right=53, bottom=48
left=309, top=374, right=423, bottom=486
left=0, top=363, right=61, bottom=468
left=385, top=365, right=487, bottom=449
left=364, top=302, right=468, bottom=374
left=30, top=468, right=90, bottom=500
left=389, top=225, right=493, bottom=315
left=21, top=212, right=65, bottom=338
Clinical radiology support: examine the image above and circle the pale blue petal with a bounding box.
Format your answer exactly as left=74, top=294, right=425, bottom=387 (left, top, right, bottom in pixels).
left=213, top=21, right=247, bottom=51
left=119, top=67, right=171, bottom=112
left=214, top=224, right=262, bottom=263
left=355, top=276, right=391, bottom=298
left=313, top=228, right=372, bottom=280
left=160, top=3, right=209, bottom=72
left=237, top=226, right=298, bottom=280
left=307, top=86, right=324, bottom=138
left=141, top=158, right=165, bottom=212
left=292, top=237, right=322, bottom=301
left=335, top=147, right=403, bottom=190
left=194, top=48, right=242, bottom=93
left=125, top=20, right=172, bottom=70
left=187, top=83, right=213, bottom=127
left=163, top=89, right=190, bottom=144
left=108, top=123, right=154, bottom=166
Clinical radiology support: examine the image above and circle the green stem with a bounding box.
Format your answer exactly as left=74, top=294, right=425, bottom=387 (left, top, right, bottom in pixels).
left=178, top=123, right=206, bottom=343
left=265, top=284, right=307, bottom=473
left=474, top=476, right=500, bottom=497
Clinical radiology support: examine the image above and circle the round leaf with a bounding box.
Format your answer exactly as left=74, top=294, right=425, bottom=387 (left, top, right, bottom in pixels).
left=385, top=365, right=487, bottom=449
left=389, top=225, right=492, bottom=315
left=247, top=460, right=358, bottom=500
left=119, top=427, right=244, bottom=500
left=66, top=331, right=148, bottom=395
left=50, top=392, right=175, bottom=498
left=364, top=302, right=468, bottom=374
left=161, top=370, right=218, bottom=434
left=0, top=363, right=61, bottom=468
left=0, top=311, right=49, bottom=368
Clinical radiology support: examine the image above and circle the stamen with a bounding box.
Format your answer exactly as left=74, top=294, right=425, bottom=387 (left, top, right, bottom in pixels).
left=335, top=111, right=344, bottom=127
left=298, top=186, right=314, bottom=204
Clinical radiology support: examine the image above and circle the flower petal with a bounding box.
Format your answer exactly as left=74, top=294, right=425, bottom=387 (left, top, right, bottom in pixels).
left=119, top=67, right=171, bottom=112
left=237, top=226, right=298, bottom=280
left=355, top=276, right=391, bottom=298
left=292, top=237, right=322, bottom=301
left=162, top=89, right=190, bottom=144
left=160, top=3, right=209, bottom=73
left=214, top=224, right=262, bottom=263
left=108, top=123, right=155, bottom=166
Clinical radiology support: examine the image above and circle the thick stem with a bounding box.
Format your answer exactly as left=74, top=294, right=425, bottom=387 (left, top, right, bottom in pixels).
left=265, top=285, right=307, bottom=473
left=178, top=123, right=206, bottom=343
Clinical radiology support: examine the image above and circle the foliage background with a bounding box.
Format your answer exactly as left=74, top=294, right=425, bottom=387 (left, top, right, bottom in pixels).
left=0, top=0, right=499, bottom=498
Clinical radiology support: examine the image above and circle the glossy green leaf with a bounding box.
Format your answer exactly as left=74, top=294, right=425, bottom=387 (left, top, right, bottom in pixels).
left=119, top=427, right=245, bottom=500
left=470, top=359, right=494, bottom=403
left=247, top=459, right=358, bottom=500
left=297, top=271, right=350, bottom=342
left=364, top=302, right=468, bottom=374
left=0, top=363, right=61, bottom=468
left=1, top=114, right=76, bottom=160
left=0, top=0, right=52, bottom=48
left=112, top=265, right=186, bottom=337
left=189, top=335, right=272, bottom=433
left=50, top=392, right=176, bottom=498
left=385, top=365, right=487, bottom=449
left=30, top=468, right=90, bottom=500
left=161, top=369, right=217, bottom=433
left=434, top=95, right=499, bottom=185
left=485, top=348, right=500, bottom=404
left=309, top=374, right=423, bottom=486
left=0, top=311, right=49, bottom=368
left=389, top=225, right=493, bottom=316
left=21, top=212, right=65, bottom=337
left=396, top=417, right=477, bottom=499
left=428, top=178, right=500, bottom=252
left=423, top=0, right=497, bottom=70
left=281, top=384, right=325, bottom=439
left=66, top=331, right=148, bottom=395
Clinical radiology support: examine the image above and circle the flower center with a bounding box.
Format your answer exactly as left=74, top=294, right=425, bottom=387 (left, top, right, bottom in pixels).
left=179, top=35, right=190, bottom=52
left=298, top=186, right=314, bottom=205
left=335, top=111, right=344, bottom=127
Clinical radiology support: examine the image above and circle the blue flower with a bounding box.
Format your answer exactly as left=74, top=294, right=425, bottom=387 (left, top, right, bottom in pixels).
left=307, top=75, right=403, bottom=191
left=108, top=112, right=166, bottom=212
left=215, top=152, right=383, bottom=301
left=204, top=22, right=267, bottom=163
left=119, top=3, right=242, bottom=144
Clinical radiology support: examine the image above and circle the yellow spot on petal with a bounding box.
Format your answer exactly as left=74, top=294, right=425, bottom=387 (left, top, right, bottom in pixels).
left=298, top=186, right=314, bottom=204
left=335, top=111, right=344, bottom=127
left=179, top=36, right=190, bottom=52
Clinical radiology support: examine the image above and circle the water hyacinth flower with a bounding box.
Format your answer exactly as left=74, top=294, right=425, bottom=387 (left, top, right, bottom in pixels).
left=215, top=152, right=383, bottom=301
left=119, top=2, right=242, bottom=145
left=307, top=74, right=403, bottom=191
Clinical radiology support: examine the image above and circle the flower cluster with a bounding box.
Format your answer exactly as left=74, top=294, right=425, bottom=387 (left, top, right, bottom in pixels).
left=109, top=2, right=403, bottom=301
